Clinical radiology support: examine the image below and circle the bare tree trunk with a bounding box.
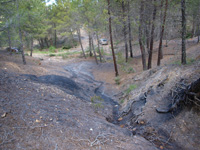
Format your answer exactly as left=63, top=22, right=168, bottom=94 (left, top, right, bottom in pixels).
left=70, top=30, right=75, bottom=47
left=30, top=37, right=33, bottom=57
left=41, top=38, right=44, bottom=49
left=54, top=23, right=57, bottom=48
left=191, top=14, right=195, bottom=38
left=96, top=31, right=102, bottom=62
left=38, top=39, right=42, bottom=49
left=91, top=36, right=98, bottom=65
left=45, top=37, right=49, bottom=48
left=148, top=0, right=157, bottom=69
left=139, top=0, right=147, bottom=70
left=146, top=20, right=151, bottom=54
left=16, top=0, right=26, bottom=65
left=198, top=24, right=200, bottom=43
left=7, top=27, right=12, bottom=55
left=128, top=1, right=133, bottom=58
left=181, top=0, right=186, bottom=65
left=157, top=0, right=168, bottom=66
left=77, top=28, right=86, bottom=59
left=89, top=33, right=93, bottom=56
left=122, top=0, right=128, bottom=62
left=107, top=0, right=119, bottom=76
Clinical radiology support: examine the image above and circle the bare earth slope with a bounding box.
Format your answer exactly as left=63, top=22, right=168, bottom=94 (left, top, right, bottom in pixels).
left=0, top=51, right=157, bottom=150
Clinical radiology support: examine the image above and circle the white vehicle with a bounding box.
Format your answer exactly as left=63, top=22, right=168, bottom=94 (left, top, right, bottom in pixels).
left=99, top=39, right=108, bottom=45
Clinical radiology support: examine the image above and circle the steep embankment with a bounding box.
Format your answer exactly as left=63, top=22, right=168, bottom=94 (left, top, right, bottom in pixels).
left=116, top=45, right=200, bottom=149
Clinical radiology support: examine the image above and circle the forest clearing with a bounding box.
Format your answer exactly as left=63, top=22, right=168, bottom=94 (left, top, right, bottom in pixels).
left=1, top=0, right=200, bottom=150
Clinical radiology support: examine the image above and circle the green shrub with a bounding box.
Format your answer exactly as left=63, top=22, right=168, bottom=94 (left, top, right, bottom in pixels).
left=49, top=46, right=56, bottom=52
left=62, top=45, right=72, bottom=50
left=115, top=76, right=121, bottom=85
left=49, top=54, right=56, bottom=57
left=120, top=99, right=125, bottom=104
left=126, top=67, right=135, bottom=74
left=117, top=52, right=125, bottom=65
left=90, top=96, right=104, bottom=112
left=125, top=84, right=137, bottom=95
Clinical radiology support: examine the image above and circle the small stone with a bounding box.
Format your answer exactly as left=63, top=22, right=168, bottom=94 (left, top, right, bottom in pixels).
left=118, top=117, right=123, bottom=121
left=36, top=119, right=40, bottom=123
left=159, top=146, right=164, bottom=149
left=1, top=113, right=7, bottom=118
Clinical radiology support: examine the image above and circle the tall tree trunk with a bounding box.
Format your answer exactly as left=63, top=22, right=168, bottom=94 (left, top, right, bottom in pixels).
left=88, top=33, right=93, bottom=56
left=7, top=27, right=12, bottom=55
left=157, top=0, right=168, bottom=66
left=181, top=0, right=186, bottom=65
left=148, top=0, right=157, bottom=69
left=77, top=28, right=86, bottom=59
left=41, top=38, right=44, bottom=49
left=96, top=31, right=102, bottom=62
left=70, top=30, right=75, bottom=47
left=122, top=0, right=128, bottom=62
left=107, top=0, right=119, bottom=76
left=38, top=39, right=42, bottom=49
left=54, top=23, right=57, bottom=48
left=128, top=1, right=133, bottom=58
left=146, top=20, right=151, bottom=54
left=45, top=37, right=49, bottom=48
left=139, top=0, right=147, bottom=70
left=198, top=24, right=200, bottom=43
left=17, top=0, right=26, bottom=65
left=91, top=36, right=98, bottom=65
left=191, top=14, right=195, bottom=38
left=30, top=37, right=33, bottom=57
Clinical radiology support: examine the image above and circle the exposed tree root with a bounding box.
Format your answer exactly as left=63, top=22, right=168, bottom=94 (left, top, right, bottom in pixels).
left=157, top=78, right=200, bottom=113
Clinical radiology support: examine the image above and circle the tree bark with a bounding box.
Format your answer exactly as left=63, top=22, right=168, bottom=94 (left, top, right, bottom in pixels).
left=41, top=38, right=44, bottom=49
left=77, top=28, right=86, bottom=59
left=91, top=36, right=98, bottom=65
left=148, top=0, right=157, bottom=69
left=146, top=20, right=151, bottom=55
left=7, top=27, right=12, bottom=55
left=122, top=0, right=128, bottom=62
left=157, top=0, right=168, bottom=66
left=107, top=0, right=119, bottom=76
left=89, top=33, right=93, bottom=56
left=45, top=37, right=49, bottom=48
left=198, top=24, right=200, bottom=43
left=30, top=37, right=33, bottom=57
left=96, top=31, right=102, bottom=62
left=139, top=0, right=147, bottom=70
left=17, top=0, right=26, bottom=65
left=128, top=1, right=133, bottom=58
left=54, top=23, right=57, bottom=48
left=181, top=0, right=187, bottom=65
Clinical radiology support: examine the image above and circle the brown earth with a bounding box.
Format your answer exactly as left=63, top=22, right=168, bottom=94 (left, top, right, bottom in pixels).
left=0, top=35, right=200, bottom=150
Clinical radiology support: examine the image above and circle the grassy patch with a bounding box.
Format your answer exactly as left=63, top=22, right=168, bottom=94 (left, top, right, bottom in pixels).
left=115, top=76, right=121, bottom=85
left=120, top=99, right=125, bottom=104
left=125, top=84, right=137, bottom=95
left=171, top=58, right=196, bottom=65
left=90, top=96, right=104, bottom=112
left=49, top=46, right=56, bottom=53
left=49, top=54, right=56, bottom=57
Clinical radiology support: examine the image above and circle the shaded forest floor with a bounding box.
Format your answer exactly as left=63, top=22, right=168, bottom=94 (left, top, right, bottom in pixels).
left=0, top=36, right=200, bottom=150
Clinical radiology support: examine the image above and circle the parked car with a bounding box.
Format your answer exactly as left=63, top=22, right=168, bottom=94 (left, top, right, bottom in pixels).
left=6, top=47, right=19, bottom=53
left=99, top=39, right=108, bottom=45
